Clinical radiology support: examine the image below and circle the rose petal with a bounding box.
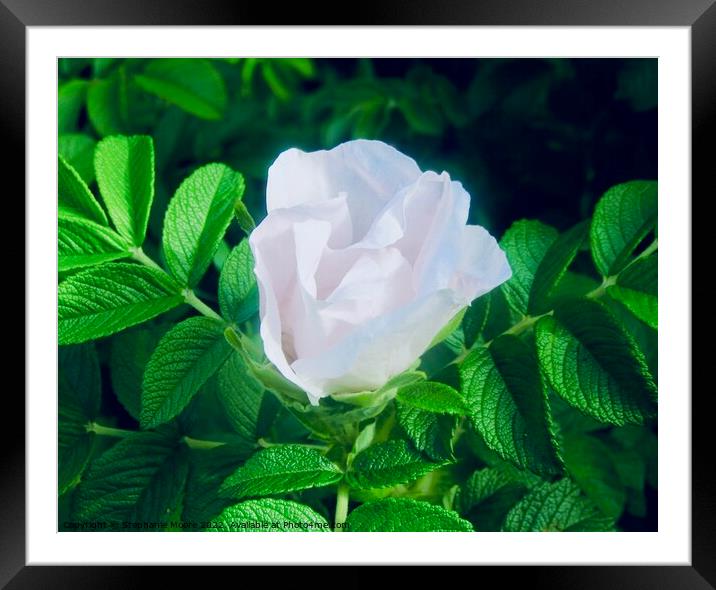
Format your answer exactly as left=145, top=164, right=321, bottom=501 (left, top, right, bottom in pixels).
left=450, top=224, right=513, bottom=302
left=266, top=140, right=421, bottom=238
left=291, top=289, right=464, bottom=398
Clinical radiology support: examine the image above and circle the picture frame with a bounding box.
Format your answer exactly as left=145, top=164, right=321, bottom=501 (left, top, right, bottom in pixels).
left=9, top=0, right=707, bottom=583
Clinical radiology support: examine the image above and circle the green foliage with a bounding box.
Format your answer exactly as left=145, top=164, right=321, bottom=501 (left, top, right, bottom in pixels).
left=503, top=478, right=615, bottom=532
left=59, top=134, right=97, bottom=184
left=58, top=215, right=131, bottom=271
left=609, top=255, right=658, bottom=328
left=57, top=59, right=658, bottom=533
left=58, top=80, right=87, bottom=132
left=397, top=403, right=457, bottom=462
left=59, top=345, right=101, bottom=495
left=207, top=498, right=330, bottom=532
left=95, top=135, right=155, bottom=246
left=396, top=381, right=468, bottom=415
left=528, top=220, right=589, bottom=315
left=560, top=433, right=626, bottom=519
left=218, top=239, right=259, bottom=323
left=535, top=299, right=657, bottom=425
left=74, top=431, right=185, bottom=527
left=135, top=59, right=228, bottom=120
left=346, top=498, right=473, bottom=532
left=457, top=466, right=530, bottom=531
left=499, top=220, right=558, bottom=316
left=590, top=181, right=657, bottom=276
left=110, top=325, right=168, bottom=420
left=346, top=440, right=443, bottom=490
left=141, top=317, right=234, bottom=429
left=220, top=445, right=343, bottom=499
left=58, top=155, right=107, bottom=224
left=216, top=352, right=265, bottom=444
left=460, top=335, right=562, bottom=477
left=183, top=445, right=251, bottom=525
left=462, top=293, right=491, bottom=348
left=162, top=163, right=245, bottom=287
left=58, top=263, right=183, bottom=345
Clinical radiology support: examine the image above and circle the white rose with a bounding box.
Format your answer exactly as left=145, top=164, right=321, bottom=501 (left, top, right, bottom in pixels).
left=249, top=140, right=511, bottom=405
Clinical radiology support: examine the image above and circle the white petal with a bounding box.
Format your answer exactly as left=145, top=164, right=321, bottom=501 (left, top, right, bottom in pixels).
left=266, top=140, right=421, bottom=238
left=449, top=224, right=512, bottom=302
left=249, top=201, right=349, bottom=398
left=291, top=289, right=463, bottom=397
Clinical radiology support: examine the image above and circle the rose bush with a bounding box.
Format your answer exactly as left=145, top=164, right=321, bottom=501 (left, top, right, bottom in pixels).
left=250, top=140, right=511, bottom=404
left=57, top=59, right=658, bottom=533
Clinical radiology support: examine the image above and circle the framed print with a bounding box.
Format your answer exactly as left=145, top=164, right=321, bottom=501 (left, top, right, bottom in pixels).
left=8, top=0, right=708, bottom=585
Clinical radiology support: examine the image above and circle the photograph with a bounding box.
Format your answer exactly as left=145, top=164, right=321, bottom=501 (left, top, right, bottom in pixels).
left=56, top=56, right=659, bottom=534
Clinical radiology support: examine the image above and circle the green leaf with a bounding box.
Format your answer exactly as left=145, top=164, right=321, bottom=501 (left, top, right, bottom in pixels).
left=135, top=59, right=228, bottom=120
left=93, top=58, right=117, bottom=78
left=58, top=215, right=132, bottom=271
left=608, top=255, right=657, bottom=329
left=457, top=466, right=528, bottom=531
left=499, top=220, right=558, bottom=315
left=482, top=287, right=514, bottom=341
left=59, top=134, right=97, bottom=184
left=59, top=434, right=94, bottom=497
left=345, top=498, right=473, bottom=532
left=396, top=381, right=468, bottom=415
left=58, top=344, right=102, bottom=494
left=58, top=155, right=107, bottom=225
left=109, top=325, right=167, bottom=421
left=503, top=478, right=615, bottom=532
left=206, top=499, right=330, bottom=532
left=74, top=431, right=182, bottom=527
left=590, top=181, right=657, bottom=276
left=462, top=293, right=491, bottom=348
left=131, top=445, right=190, bottom=526
left=346, top=439, right=442, bottom=490
left=607, top=426, right=655, bottom=517
left=460, top=335, right=562, bottom=477
left=183, top=445, right=251, bottom=525
left=58, top=80, right=87, bottom=133
left=549, top=271, right=600, bottom=308
left=58, top=263, right=183, bottom=345
left=535, top=298, right=657, bottom=426
left=95, top=135, right=155, bottom=246
left=561, top=433, right=626, bottom=519
left=352, top=422, right=377, bottom=456
left=59, top=343, right=102, bottom=418
left=528, top=220, right=589, bottom=315
left=140, top=317, right=234, bottom=429
left=216, top=352, right=265, bottom=444
left=87, top=68, right=147, bottom=137
left=162, top=163, right=245, bottom=287
left=234, top=200, right=257, bottom=234
left=219, top=240, right=259, bottom=323
left=220, top=445, right=342, bottom=499
left=603, top=297, right=658, bottom=376
left=396, top=403, right=457, bottom=462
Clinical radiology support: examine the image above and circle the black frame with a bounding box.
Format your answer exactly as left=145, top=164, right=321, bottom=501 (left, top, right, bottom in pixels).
left=7, top=0, right=708, bottom=585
